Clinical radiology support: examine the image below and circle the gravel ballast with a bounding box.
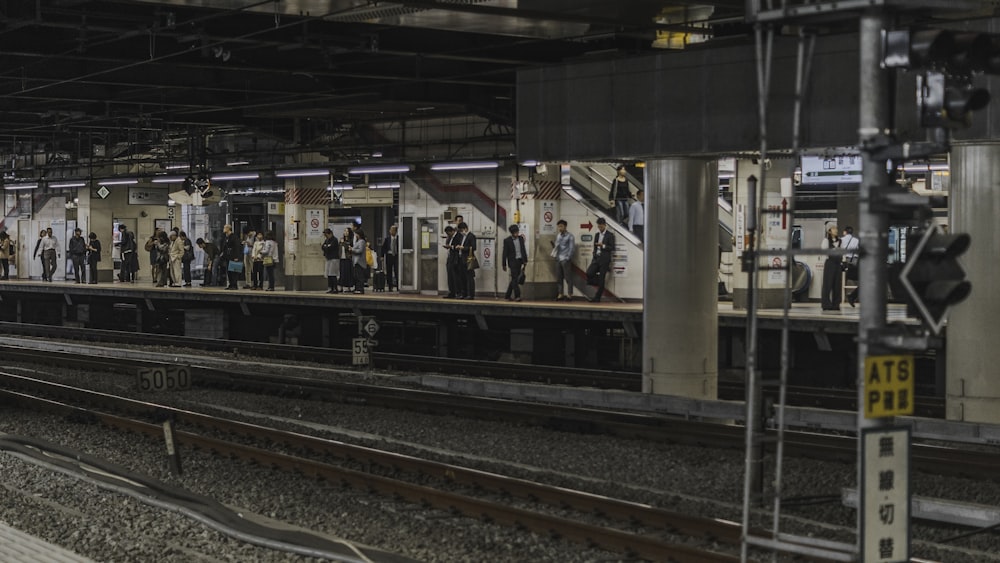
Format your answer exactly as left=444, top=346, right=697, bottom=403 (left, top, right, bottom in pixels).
left=1, top=358, right=1000, bottom=562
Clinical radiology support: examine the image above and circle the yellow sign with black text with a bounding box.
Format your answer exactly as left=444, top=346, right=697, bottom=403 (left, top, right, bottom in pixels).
left=864, top=355, right=914, bottom=418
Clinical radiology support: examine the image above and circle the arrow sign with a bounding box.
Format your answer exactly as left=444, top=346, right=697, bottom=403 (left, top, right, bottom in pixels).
left=580, top=221, right=593, bottom=231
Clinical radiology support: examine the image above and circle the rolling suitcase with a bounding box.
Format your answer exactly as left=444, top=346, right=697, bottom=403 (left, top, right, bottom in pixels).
left=373, top=270, right=387, bottom=292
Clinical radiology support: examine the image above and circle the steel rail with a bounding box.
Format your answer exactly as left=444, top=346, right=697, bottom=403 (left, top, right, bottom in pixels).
left=0, top=379, right=743, bottom=563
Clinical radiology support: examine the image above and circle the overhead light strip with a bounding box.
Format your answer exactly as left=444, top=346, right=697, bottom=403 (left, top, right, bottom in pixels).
left=211, top=172, right=260, bottom=181
left=151, top=175, right=188, bottom=184
left=430, top=161, right=499, bottom=171
left=49, top=181, right=87, bottom=188
left=348, top=164, right=412, bottom=175
left=97, top=179, right=138, bottom=186
left=275, top=169, right=330, bottom=178
left=4, top=183, right=37, bottom=190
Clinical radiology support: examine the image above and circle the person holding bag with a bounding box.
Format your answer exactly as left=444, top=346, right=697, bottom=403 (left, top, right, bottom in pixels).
left=454, top=222, right=477, bottom=300
left=262, top=231, right=278, bottom=291
left=351, top=229, right=369, bottom=294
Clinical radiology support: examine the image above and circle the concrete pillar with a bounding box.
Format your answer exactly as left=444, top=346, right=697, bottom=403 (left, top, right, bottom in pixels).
left=946, top=142, right=1000, bottom=423
left=642, top=158, right=717, bottom=398
left=731, top=158, right=797, bottom=309
left=284, top=177, right=329, bottom=291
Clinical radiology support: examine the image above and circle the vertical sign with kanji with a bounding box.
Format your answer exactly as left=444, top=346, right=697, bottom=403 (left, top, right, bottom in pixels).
left=861, top=426, right=910, bottom=563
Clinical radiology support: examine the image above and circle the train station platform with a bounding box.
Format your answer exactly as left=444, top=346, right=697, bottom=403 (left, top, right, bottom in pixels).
left=0, top=279, right=927, bottom=384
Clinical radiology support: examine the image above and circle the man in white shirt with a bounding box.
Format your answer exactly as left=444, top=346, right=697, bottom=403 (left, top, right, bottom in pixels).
left=40, top=227, right=58, bottom=282
left=628, top=189, right=645, bottom=242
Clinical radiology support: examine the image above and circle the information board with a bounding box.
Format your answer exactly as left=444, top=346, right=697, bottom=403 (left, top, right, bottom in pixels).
left=861, top=426, right=910, bottom=563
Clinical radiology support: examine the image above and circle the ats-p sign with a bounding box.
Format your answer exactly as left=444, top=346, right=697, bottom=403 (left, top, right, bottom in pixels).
left=865, top=355, right=914, bottom=418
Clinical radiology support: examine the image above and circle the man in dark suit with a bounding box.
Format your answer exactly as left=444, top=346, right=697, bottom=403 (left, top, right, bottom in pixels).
left=454, top=222, right=476, bottom=300
left=586, top=217, right=615, bottom=302
left=221, top=224, right=243, bottom=290
left=502, top=224, right=528, bottom=302
left=442, top=225, right=459, bottom=298
left=380, top=224, right=400, bottom=291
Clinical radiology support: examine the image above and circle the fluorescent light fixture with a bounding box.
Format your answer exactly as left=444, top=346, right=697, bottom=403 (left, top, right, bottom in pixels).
left=718, top=173, right=735, bottom=179
left=370, top=181, right=401, bottom=189
left=928, top=163, right=949, bottom=171
left=275, top=169, right=329, bottom=178
left=210, top=172, right=259, bottom=181
left=327, top=182, right=354, bottom=191
left=97, top=179, right=138, bottom=185
left=4, top=182, right=37, bottom=190
left=227, top=160, right=250, bottom=166
left=164, top=163, right=189, bottom=170
left=151, top=175, right=187, bottom=184
left=348, top=164, right=412, bottom=175
left=430, top=161, right=499, bottom=171
left=519, top=160, right=539, bottom=167
left=49, top=181, right=87, bottom=188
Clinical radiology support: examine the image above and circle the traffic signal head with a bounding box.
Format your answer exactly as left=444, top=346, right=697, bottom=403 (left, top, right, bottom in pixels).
left=919, top=71, right=990, bottom=129
left=897, top=223, right=971, bottom=335
left=884, top=29, right=1000, bottom=74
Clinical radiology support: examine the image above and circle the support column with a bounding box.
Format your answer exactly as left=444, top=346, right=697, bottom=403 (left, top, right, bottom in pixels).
left=731, top=158, right=796, bottom=309
left=284, top=177, right=330, bottom=291
left=642, top=158, right=717, bottom=398
left=946, top=142, right=1000, bottom=423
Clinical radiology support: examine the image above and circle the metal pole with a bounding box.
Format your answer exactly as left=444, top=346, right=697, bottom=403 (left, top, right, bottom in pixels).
left=740, top=173, right=761, bottom=563
left=857, top=10, right=890, bottom=556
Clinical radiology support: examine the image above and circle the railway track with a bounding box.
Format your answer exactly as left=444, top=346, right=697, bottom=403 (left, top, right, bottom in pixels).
left=0, top=321, right=946, bottom=417
left=0, top=372, right=750, bottom=562
left=0, top=343, right=995, bottom=482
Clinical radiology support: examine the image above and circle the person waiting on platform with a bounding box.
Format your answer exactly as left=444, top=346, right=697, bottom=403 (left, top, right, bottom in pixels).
left=167, top=230, right=184, bottom=287
left=339, top=227, right=355, bottom=292
left=820, top=224, right=841, bottom=311
left=222, top=225, right=242, bottom=290
left=250, top=231, right=265, bottom=290
left=196, top=237, right=219, bottom=286
left=628, top=189, right=645, bottom=242
left=841, top=226, right=860, bottom=307
left=68, top=228, right=87, bottom=284
left=502, top=224, right=527, bottom=302
left=86, top=232, right=101, bottom=284
left=443, top=225, right=460, bottom=298
left=118, top=224, right=137, bottom=282
left=380, top=224, right=400, bottom=291
left=144, top=228, right=160, bottom=284
left=321, top=228, right=340, bottom=293
left=586, top=217, right=615, bottom=303
left=41, top=227, right=58, bottom=282
left=180, top=231, right=194, bottom=287
left=454, top=222, right=477, bottom=300
left=262, top=231, right=278, bottom=291
left=610, top=165, right=632, bottom=224
left=33, top=229, right=47, bottom=281
left=154, top=231, right=171, bottom=288
left=0, top=232, right=13, bottom=280
left=552, top=219, right=576, bottom=301
left=351, top=229, right=369, bottom=294
left=242, top=229, right=256, bottom=289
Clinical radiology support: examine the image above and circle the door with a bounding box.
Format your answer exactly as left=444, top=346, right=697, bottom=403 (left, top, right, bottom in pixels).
left=417, top=217, right=439, bottom=294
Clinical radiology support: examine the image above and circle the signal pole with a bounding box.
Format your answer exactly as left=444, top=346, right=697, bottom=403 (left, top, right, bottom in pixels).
left=858, top=11, right=897, bottom=561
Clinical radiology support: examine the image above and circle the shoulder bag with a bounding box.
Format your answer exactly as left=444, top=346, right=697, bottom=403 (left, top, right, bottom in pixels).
left=466, top=247, right=480, bottom=270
